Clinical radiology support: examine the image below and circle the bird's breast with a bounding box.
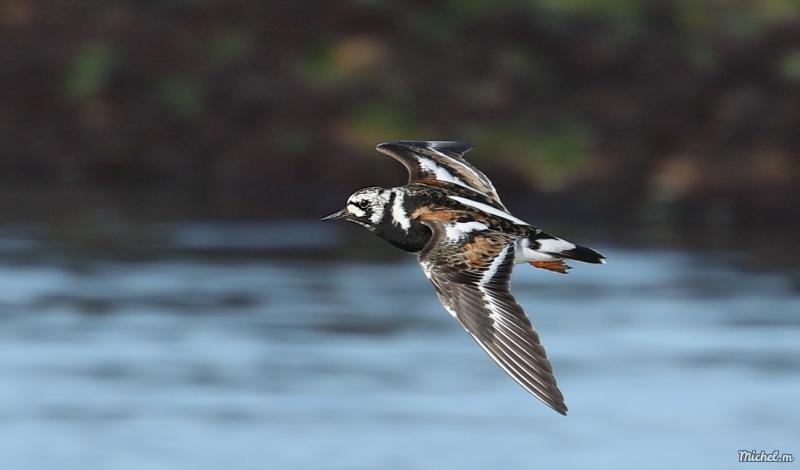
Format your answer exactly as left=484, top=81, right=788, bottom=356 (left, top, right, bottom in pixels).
left=374, top=218, right=431, bottom=253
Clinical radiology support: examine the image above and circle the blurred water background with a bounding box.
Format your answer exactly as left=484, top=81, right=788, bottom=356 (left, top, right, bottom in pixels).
left=2, top=1, right=800, bottom=469
left=0, top=224, right=799, bottom=469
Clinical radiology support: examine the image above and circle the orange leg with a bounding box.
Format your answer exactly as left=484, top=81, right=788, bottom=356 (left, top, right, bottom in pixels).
left=530, top=260, right=571, bottom=274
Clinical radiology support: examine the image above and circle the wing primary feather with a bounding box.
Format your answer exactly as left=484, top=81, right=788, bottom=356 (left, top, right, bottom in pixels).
left=420, top=220, right=568, bottom=415
left=376, top=141, right=507, bottom=209
left=378, top=141, right=474, bottom=159
left=476, top=338, right=567, bottom=414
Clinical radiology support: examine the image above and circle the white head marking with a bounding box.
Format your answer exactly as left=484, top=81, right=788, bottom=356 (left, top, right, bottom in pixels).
left=391, top=189, right=411, bottom=230
left=347, top=187, right=389, bottom=225
left=346, top=204, right=366, bottom=218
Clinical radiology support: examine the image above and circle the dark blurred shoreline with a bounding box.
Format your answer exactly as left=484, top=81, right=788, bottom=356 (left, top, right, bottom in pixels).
left=0, top=186, right=800, bottom=273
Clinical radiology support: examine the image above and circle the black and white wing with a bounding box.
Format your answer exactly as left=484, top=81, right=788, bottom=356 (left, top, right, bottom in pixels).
left=376, top=141, right=507, bottom=210
left=418, top=219, right=567, bottom=414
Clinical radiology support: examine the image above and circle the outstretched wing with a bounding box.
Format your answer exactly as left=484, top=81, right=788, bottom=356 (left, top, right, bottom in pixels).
left=376, top=141, right=506, bottom=209
left=418, top=219, right=567, bottom=414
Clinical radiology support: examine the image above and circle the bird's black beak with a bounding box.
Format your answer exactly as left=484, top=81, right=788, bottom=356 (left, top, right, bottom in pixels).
left=321, top=208, right=351, bottom=221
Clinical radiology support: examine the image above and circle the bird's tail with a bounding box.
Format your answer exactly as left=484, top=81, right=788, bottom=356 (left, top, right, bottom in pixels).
left=558, top=243, right=606, bottom=265
left=518, top=233, right=605, bottom=274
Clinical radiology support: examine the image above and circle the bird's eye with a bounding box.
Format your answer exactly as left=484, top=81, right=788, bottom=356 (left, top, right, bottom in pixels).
left=357, top=200, right=370, bottom=209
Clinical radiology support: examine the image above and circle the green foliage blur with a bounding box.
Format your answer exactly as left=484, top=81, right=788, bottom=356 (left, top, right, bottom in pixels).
left=1, top=0, right=800, bottom=238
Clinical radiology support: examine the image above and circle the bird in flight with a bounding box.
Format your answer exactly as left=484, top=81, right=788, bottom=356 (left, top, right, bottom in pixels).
left=322, top=141, right=605, bottom=414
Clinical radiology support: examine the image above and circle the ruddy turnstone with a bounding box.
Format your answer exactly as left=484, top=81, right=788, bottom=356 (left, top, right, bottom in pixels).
left=322, top=141, right=605, bottom=414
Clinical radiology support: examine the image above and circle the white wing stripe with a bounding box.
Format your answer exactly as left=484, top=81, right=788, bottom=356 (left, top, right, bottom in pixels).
left=481, top=292, right=529, bottom=348
left=418, top=158, right=472, bottom=190
left=430, top=153, right=503, bottom=202
left=475, top=245, right=553, bottom=392
left=480, top=245, right=509, bottom=286
left=480, top=250, right=512, bottom=326
left=448, top=196, right=529, bottom=225
left=443, top=222, right=488, bottom=241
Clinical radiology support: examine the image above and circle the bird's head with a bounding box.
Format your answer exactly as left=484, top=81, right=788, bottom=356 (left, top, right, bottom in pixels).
left=321, top=186, right=390, bottom=230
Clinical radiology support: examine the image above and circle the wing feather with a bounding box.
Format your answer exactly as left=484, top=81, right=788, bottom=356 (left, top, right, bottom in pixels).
left=376, top=141, right=507, bottom=209
left=419, top=220, right=567, bottom=414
